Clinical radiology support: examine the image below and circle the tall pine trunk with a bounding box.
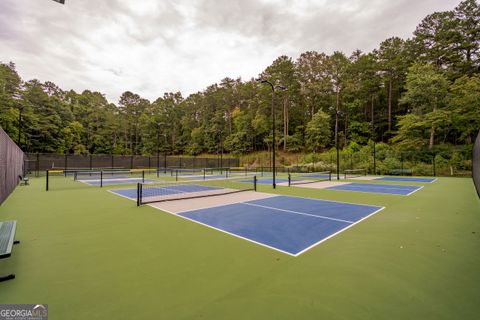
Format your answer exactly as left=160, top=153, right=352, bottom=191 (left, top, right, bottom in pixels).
left=388, top=79, right=392, bottom=132
left=429, top=102, right=437, bottom=149
left=283, top=96, right=288, bottom=152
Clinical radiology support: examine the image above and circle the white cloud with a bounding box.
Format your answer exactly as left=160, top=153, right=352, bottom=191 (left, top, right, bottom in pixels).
left=0, top=0, right=460, bottom=103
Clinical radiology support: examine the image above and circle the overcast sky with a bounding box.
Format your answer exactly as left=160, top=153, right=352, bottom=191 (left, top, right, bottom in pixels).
left=0, top=0, right=460, bottom=103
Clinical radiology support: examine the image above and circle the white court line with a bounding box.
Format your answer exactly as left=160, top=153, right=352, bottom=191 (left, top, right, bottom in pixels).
left=376, top=177, right=437, bottom=184
left=325, top=184, right=422, bottom=197
left=109, top=187, right=386, bottom=256
left=106, top=189, right=136, bottom=202
left=174, top=193, right=276, bottom=214
left=405, top=185, right=424, bottom=196
left=339, top=183, right=422, bottom=191
left=293, top=207, right=385, bottom=256
left=240, top=202, right=354, bottom=224
left=273, top=193, right=384, bottom=208
left=159, top=206, right=297, bottom=257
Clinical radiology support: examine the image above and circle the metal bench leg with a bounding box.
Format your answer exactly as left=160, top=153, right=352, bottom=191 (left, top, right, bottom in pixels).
left=0, top=274, right=15, bottom=282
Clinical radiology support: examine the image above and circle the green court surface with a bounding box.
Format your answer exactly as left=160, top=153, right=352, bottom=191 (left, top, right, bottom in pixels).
left=0, top=176, right=479, bottom=319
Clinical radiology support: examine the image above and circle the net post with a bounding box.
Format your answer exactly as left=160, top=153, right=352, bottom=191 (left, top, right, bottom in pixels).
left=46, top=170, right=49, bottom=191
left=64, top=154, right=68, bottom=176
left=136, top=183, right=142, bottom=206
left=142, top=170, right=145, bottom=183
left=74, top=171, right=77, bottom=181
left=36, top=153, right=40, bottom=177
left=254, top=175, right=257, bottom=191
left=175, top=170, right=178, bottom=181
left=288, top=173, right=291, bottom=187
left=203, top=169, right=206, bottom=180
left=226, top=169, right=228, bottom=178
left=100, top=171, right=103, bottom=188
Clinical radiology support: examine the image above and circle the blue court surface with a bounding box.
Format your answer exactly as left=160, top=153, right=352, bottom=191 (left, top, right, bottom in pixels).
left=110, top=184, right=222, bottom=199
left=374, top=176, right=436, bottom=183
left=242, top=178, right=289, bottom=184
left=80, top=178, right=157, bottom=186
left=298, top=174, right=331, bottom=179
left=326, top=182, right=422, bottom=195
left=175, top=196, right=383, bottom=256
left=177, top=174, right=228, bottom=180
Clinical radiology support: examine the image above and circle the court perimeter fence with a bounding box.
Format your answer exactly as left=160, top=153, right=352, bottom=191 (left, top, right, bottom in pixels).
left=473, top=130, right=480, bottom=198
left=292, top=145, right=473, bottom=178
left=0, top=127, right=25, bottom=205
left=24, top=153, right=240, bottom=177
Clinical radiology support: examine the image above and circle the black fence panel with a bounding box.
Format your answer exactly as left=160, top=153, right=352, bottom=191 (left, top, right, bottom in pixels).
left=0, top=127, right=25, bottom=204
left=473, top=130, right=480, bottom=198
left=25, top=153, right=241, bottom=173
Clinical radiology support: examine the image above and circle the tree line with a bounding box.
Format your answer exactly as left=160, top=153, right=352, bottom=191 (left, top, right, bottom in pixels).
left=0, top=0, right=479, bottom=158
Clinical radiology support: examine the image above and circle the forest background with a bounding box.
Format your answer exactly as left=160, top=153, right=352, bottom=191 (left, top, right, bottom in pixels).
left=1, top=0, right=479, bottom=176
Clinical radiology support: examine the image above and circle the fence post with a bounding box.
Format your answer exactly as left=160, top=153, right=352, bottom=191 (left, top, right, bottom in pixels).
left=130, top=155, right=134, bottom=169
left=401, top=154, right=404, bottom=175
left=111, top=155, right=114, bottom=169
left=432, top=154, right=436, bottom=177
left=36, top=153, right=40, bottom=177
left=89, top=154, right=93, bottom=170
left=137, top=183, right=142, bottom=207
left=64, top=154, right=68, bottom=176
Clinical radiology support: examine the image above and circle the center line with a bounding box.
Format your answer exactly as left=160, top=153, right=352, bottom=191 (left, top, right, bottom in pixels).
left=241, top=202, right=354, bottom=224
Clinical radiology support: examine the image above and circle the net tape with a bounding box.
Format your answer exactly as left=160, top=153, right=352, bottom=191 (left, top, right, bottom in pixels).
left=288, top=171, right=332, bottom=186
left=137, top=176, right=256, bottom=205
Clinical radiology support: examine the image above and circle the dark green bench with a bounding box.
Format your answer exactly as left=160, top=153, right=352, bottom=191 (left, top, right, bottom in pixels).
left=0, top=221, right=19, bottom=282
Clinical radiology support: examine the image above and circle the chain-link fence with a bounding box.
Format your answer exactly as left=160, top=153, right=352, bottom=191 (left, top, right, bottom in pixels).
left=24, top=153, right=240, bottom=176
left=473, top=130, right=480, bottom=198
left=296, top=143, right=472, bottom=177
left=0, top=127, right=25, bottom=204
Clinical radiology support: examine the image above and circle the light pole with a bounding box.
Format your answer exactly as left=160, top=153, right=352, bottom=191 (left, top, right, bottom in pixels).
left=256, top=78, right=287, bottom=189
left=333, top=108, right=345, bottom=180
left=162, top=133, right=168, bottom=172
left=370, top=121, right=376, bottom=175
left=13, top=93, right=23, bottom=147
left=156, top=122, right=161, bottom=173
left=219, top=131, right=223, bottom=169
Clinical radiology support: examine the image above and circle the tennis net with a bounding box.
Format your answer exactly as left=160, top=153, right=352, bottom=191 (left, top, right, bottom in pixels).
left=288, top=171, right=332, bottom=186
left=73, top=169, right=144, bottom=180
left=137, top=176, right=257, bottom=205
left=344, top=168, right=367, bottom=179
left=74, top=169, right=145, bottom=187
left=203, top=167, right=230, bottom=175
